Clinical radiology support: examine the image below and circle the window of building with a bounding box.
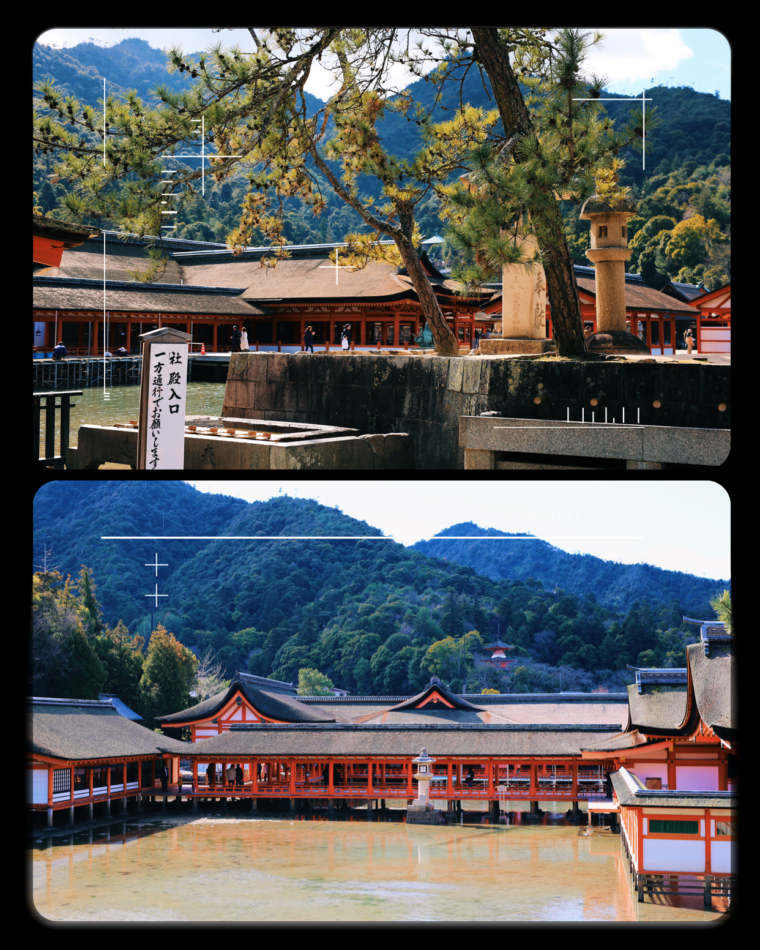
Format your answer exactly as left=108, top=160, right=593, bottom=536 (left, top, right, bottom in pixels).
left=599, top=226, right=608, bottom=238
left=53, top=768, right=70, bottom=794
left=716, top=820, right=736, bottom=836
left=622, top=226, right=627, bottom=238
left=74, top=768, right=89, bottom=790
left=649, top=819, right=699, bottom=835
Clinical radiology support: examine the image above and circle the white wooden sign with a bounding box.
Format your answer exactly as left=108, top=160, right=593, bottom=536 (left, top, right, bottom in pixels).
left=145, top=343, right=188, bottom=469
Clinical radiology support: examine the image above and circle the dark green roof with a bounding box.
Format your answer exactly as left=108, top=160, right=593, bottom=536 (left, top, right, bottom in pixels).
left=190, top=723, right=618, bottom=758
left=155, top=680, right=338, bottom=725
left=30, top=698, right=188, bottom=761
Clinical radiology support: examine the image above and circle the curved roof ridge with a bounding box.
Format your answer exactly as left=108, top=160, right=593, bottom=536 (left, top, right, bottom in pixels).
left=387, top=678, right=484, bottom=712
left=155, top=679, right=337, bottom=725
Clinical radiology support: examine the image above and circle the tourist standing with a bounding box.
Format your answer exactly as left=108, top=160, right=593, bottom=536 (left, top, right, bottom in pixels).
left=473, top=329, right=480, bottom=350
left=160, top=760, right=169, bottom=793
left=235, top=763, right=244, bottom=787
left=240, top=327, right=249, bottom=351
left=52, top=341, right=67, bottom=360
left=344, top=323, right=352, bottom=347
left=231, top=325, right=242, bottom=353
left=341, top=326, right=349, bottom=350
left=466, top=767, right=474, bottom=788
left=303, top=325, right=314, bottom=353
left=685, top=329, right=695, bottom=355
left=226, top=763, right=236, bottom=785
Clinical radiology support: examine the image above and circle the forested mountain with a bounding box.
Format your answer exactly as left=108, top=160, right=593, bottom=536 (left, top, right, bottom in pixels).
left=33, top=38, right=729, bottom=285
left=33, top=484, right=729, bottom=695
left=412, top=523, right=729, bottom=618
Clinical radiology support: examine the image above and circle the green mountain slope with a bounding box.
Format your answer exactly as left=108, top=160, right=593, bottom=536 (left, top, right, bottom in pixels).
left=412, top=522, right=729, bottom=617
left=34, top=485, right=728, bottom=693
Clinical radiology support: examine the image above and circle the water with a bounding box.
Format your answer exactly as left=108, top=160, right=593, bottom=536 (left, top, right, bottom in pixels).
left=29, top=813, right=727, bottom=922
left=40, top=382, right=227, bottom=450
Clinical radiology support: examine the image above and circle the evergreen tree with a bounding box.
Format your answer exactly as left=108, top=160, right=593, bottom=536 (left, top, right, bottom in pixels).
left=139, top=623, right=197, bottom=723
left=77, top=565, right=103, bottom=636
left=93, top=620, right=145, bottom=711
left=50, top=626, right=107, bottom=699
left=297, top=667, right=335, bottom=695
left=438, top=28, right=653, bottom=355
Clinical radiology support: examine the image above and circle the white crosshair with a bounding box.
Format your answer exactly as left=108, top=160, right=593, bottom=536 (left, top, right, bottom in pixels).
left=145, top=553, right=168, bottom=576
left=319, top=248, right=357, bottom=285
left=145, top=584, right=168, bottom=607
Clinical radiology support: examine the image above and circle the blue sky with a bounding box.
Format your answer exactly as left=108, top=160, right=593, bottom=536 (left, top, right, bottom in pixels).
left=184, top=480, right=730, bottom=581
left=36, top=28, right=731, bottom=101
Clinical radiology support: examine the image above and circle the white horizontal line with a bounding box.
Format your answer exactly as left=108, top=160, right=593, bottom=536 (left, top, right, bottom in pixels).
left=101, top=535, right=643, bottom=540
left=493, top=426, right=645, bottom=429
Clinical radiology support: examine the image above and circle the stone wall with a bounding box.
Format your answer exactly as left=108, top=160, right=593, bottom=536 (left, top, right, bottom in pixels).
left=222, top=352, right=731, bottom=470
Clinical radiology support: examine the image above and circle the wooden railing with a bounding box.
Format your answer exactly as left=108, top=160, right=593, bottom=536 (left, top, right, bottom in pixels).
left=34, top=390, right=82, bottom=468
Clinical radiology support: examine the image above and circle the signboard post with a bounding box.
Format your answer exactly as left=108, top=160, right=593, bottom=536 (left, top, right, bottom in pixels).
left=136, top=327, right=191, bottom=470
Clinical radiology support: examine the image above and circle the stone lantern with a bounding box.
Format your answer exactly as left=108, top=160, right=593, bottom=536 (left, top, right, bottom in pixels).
left=408, top=748, right=437, bottom=814
left=458, top=174, right=555, bottom=356
left=580, top=193, right=649, bottom=354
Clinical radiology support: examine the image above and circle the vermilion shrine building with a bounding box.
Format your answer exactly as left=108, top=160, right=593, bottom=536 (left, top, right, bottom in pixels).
left=580, top=620, right=735, bottom=890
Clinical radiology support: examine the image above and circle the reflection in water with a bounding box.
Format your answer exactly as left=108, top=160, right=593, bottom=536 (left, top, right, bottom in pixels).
left=29, top=817, right=727, bottom=922
left=40, top=382, right=227, bottom=448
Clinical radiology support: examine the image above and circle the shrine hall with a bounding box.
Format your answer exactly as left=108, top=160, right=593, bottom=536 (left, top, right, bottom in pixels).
left=33, top=231, right=493, bottom=355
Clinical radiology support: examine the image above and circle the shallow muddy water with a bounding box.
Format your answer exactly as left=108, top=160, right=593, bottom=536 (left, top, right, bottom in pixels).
left=29, top=814, right=727, bottom=922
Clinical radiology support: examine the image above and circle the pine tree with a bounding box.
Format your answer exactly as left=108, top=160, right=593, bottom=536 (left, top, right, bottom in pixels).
left=438, top=28, right=655, bottom=355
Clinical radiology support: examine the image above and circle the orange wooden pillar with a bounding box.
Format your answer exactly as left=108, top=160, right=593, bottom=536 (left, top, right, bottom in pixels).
left=488, top=761, right=495, bottom=797
left=367, top=759, right=373, bottom=797
left=289, top=758, right=296, bottom=795
left=328, top=761, right=334, bottom=794
left=696, top=310, right=702, bottom=352
left=212, top=323, right=218, bottom=354
left=670, top=315, right=676, bottom=355
left=529, top=762, right=538, bottom=799
left=645, top=316, right=652, bottom=352
left=393, top=312, right=400, bottom=347
left=571, top=761, right=578, bottom=800
left=407, top=760, right=413, bottom=796
left=447, top=759, right=453, bottom=798
left=658, top=315, right=664, bottom=354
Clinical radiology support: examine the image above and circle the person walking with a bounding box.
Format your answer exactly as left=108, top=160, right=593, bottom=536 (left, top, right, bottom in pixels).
left=206, top=763, right=215, bottom=788
left=231, top=325, right=242, bottom=353
left=343, top=323, right=352, bottom=347
left=240, top=327, right=249, bottom=352
left=685, top=328, right=696, bottom=355
left=52, top=341, right=67, bottom=360
left=303, top=325, right=314, bottom=354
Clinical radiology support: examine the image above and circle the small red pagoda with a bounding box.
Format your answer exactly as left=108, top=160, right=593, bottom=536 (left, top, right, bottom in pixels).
left=484, top=638, right=516, bottom=670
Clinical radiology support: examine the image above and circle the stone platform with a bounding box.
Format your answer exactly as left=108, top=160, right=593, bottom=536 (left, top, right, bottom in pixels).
left=66, top=416, right=414, bottom=470
left=460, top=415, right=730, bottom=469
left=406, top=807, right=446, bottom=825
left=478, top=339, right=556, bottom=355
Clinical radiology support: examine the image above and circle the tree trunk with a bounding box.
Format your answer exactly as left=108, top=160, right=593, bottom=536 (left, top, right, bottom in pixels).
left=471, top=27, right=587, bottom=357
left=306, top=138, right=460, bottom=356
left=394, top=232, right=460, bottom=356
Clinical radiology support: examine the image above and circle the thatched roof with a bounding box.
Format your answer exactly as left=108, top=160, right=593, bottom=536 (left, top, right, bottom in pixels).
left=33, top=213, right=101, bottom=240
left=386, top=679, right=483, bottom=713
left=34, top=237, right=185, bottom=283
left=579, top=730, right=650, bottom=753
left=33, top=277, right=268, bottom=316
left=575, top=277, right=699, bottom=316
left=687, top=641, right=735, bottom=736
left=351, top=708, right=514, bottom=725
left=626, top=683, right=689, bottom=733
left=29, top=698, right=188, bottom=761
left=487, top=702, right=629, bottom=727
left=580, top=194, right=638, bottom=217
left=155, top=680, right=338, bottom=725
left=191, top=723, right=619, bottom=757
left=610, top=769, right=735, bottom=809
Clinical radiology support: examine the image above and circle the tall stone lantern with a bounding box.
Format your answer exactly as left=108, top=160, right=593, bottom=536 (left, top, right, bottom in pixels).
left=408, top=748, right=436, bottom=814
left=580, top=193, right=649, bottom=354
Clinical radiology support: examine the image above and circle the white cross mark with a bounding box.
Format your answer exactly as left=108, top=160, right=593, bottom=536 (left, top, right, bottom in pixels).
left=145, top=553, right=169, bottom=576
left=319, top=247, right=357, bottom=285
left=145, top=584, right=168, bottom=607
